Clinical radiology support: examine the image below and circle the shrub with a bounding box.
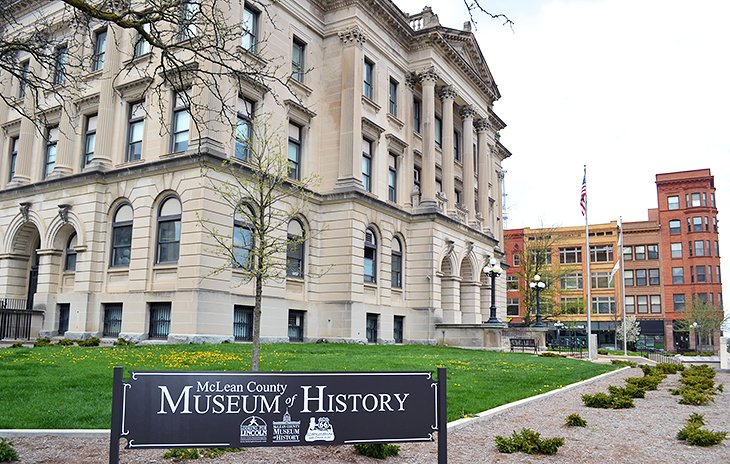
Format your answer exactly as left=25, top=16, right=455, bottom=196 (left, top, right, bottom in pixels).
left=677, top=415, right=727, bottom=447
left=680, top=376, right=716, bottom=391
left=565, top=413, right=587, bottom=427
left=682, top=365, right=715, bottom=380
left=597, top=349, right=609, bottom=355
left=78, top=337, right=100, bottom=347
left=33, top=337, right=51, bottom=347
left=626, top=376, right=662, bottom=391
left=608, top=385, right=645, bottom=399
left=539, top=352, right=564, bottom=358
left=654, top=362, right=684, bottom=374
left=494, top=428, right=564, bottom=455
left=581, top=392, right=634, bottom=409
left=163, top=448, right=201, bottom=459
left=677, top=388, right=713, bottom=406
left=9, top=342, right=24, bottom=348
left=57, top=339, right=75, bottom=346
left=113, top=337, right=135, bottom=346
left=610, top=360, right=637, bottom=368
left=0, top=438, right=19, bottom=462
left=353, top=443, right=400, bottom=459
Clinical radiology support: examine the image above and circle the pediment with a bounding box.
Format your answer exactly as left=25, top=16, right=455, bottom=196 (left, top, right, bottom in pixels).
left=436, top=29, right=500, bottom=101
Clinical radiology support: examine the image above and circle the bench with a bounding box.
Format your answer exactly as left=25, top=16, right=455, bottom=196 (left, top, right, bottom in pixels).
left=510, top=338, right=537, bottom=353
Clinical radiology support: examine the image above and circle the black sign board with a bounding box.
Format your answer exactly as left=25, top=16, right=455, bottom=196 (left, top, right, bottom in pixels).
left=109, top=368, right=447, bottom=463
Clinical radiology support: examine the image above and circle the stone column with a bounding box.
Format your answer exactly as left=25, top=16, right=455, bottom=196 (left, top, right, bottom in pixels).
left=419, top=68, right=438, bottom=208
left=334, top=26, right=367, bottom=192
left=439, top=86, right=456, bottom=211
left=496, top=169, right=505, bottom=244
left=10, top=61, right=41, bottom=185
left=49, top=110, right=75, bottom=176
left=403, top=75, right=416, bottom=206
left=476, top=119, right=491, bottom=231
left=441, top=276, right=461, bottom=324
left=460, top=106, right=477, bottom=222
left=460, top=283, right=481, bottom=323
left=89, top=26, right=123, bottom=170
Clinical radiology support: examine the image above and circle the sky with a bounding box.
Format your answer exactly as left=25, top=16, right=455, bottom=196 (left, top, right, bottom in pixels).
left=394, top=0, right=730, bottom=313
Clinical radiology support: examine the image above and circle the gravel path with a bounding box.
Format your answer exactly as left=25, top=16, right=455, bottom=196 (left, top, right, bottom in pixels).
left=5, top=368, right=730, bottom=463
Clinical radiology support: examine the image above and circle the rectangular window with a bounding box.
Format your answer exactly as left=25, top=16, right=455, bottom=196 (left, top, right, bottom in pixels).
left=171, top=91, right=190, bottom=152
left=650, top=295, right=662, bottom=314
left=560, top=297, right=581, bottom=314
left=58, top=303, right=70, bottom=335
left=507, top=298, right=520, bottom=316
left=667, top=195, right=679, bottom=210
left=44, top=125, right=59, bottom=178
left=692, top=216, right=702, bottom=232
left=233, top=305, right=253, bottom=341
left=591, top=271, right=613, bottom=289
left=286, top=221, right=305, bottom=278
left=649, top=268, right=660, bottom=286
left=83, top=114, right=97, bottom=167
left=454, top=131, right=461, bottom=162
left=635, top=269, right=647, bottom=286
left=363, top=58, right=374, bottom=99
left=288, top=122, right=302, bottom=180
left=364, top=229, right=377, bottom=283
left=696, top=265, right=707, bottom=283
left=591, top=296, right=615, bottom=314
left=413, top=98, right=421, bottom=133
left=8, top=136, right=18, bottom=181
left=361, top=138, right=372, bottom=192
left=711, top=193, right=716, bottom=207
left=388, top=154, right=397, bottom=202
left=589, top=244, right=613, bottom=262
left=53, top=45, right=68, bottom=85
left=672, top=267, right=684, bottom=284
left=622, top=246, right=633, bottom=261
left=413, top=167, right=421, bottom=192
left=148, top=302, right=171, bottom=339
left=717, top=266, right=722, bottom=283
left=529, top=249, right=552, bottom=266
left=560, top=272, right=583, bottom=290
left=673, top=294, right=686, bottom=311
left=434, top=116, right=442, bottom=148
left=388, top=78, right=398, bottom=116
left=691, top=192, right=701, bottom=207
left=291, top=38, right=305, bottom=82
left=559, top=247, right=583, bottom=264
left=366, top=313, right=378, bottom=343
left=92, top=29, right=107, bottom=71
left=637, top=295, right=648, bottom=314
left=512, top=254, right=521, bottom=266
left=179, top=0, right=198, bottom=41
left=625, top=296, right=635, bottom=314
left=506, top=274, right=519, bottom=290
left=236, top=97, right=254, bottom=160
left=702, top=192, right=707, bottom=206
left=134, top=23, right=151, bottom=57
left=127, top=101, right=145, bottom=161
left=671, top=242, right=682, bottom=258
left=669, top=220, right=681, bottom=235
left=694, top=240, right=705, bottom=257
left=103, top=303, right=123, bottom=337
left=393, top=316, right=404, bottom=344
left=623, top=270, right=634, bottom=287
left=233, top=220, right=253, bottom=270
left=634, top=245, right=646, bottom=260
left=242, top=4, right=259, bottom=52
left=696, top=293, right=708, bottom=304
left=18, top=60, right=29, bottom=98
left=647, top=244, right=659, bottom=260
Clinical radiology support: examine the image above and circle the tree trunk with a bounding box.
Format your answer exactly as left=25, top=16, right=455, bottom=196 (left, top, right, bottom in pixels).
left=251, top=273, right=263, bottom=372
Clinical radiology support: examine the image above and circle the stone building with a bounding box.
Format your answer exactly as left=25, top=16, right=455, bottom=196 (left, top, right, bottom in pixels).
left=0, top=1, right=510, bottom=344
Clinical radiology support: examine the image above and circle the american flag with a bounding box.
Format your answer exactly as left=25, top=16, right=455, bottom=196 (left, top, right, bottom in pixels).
left=580, top=169, right=587, bottom=216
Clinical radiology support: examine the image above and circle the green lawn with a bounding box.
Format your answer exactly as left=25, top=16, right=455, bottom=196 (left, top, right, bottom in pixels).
left=0, top=343, right=616, bottom=428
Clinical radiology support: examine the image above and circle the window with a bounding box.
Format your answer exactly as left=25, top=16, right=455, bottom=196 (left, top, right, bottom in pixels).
left=696, top=265, right=706, bottom=283
left=560, top=272, right=583, bottom=290
left=669, top=220, right=681, bottom=235
left=713, top=218, right=718, bottom=233
left=513, top=254, right=521, bottom=266
left=366, top=313, right=378, bottom=343
left=413, top=98, right=421, bottom=133
left=625, top=296, right=635, bottom=314
left=53, top=45, right=68, bottom=85
left=592, top=296, right=615, bottom=314
left=242, top=4, right=259, bottom=52
left=18, top=60, right=29, bottom=98
left=589, top=244, right=613, bottom=262
left=148, top=302, right=171, bottom=339
left=673, top=294, right=686, bottom=311
left=507, top=298, right=520, bottom=316
left=286, top=220, right=305, bottom=278
left=288, top=310, right=304, bottom=342
left=634, top=245, right=645, bottom=260
left=83, top=114, right=97, bottom=167
left=702, top=192, right=707, bottom=206
left=711, top=193, right=716, bottom=207
left=671, top=242, right=682, bottom=258
left=233, top=305, right=253, bottom=341
left=635, top=269, right=647, bottom=286
left=560, top=247, right=582, bottom=264
left=692, top=216, right=702, bottom=232
left=388, top=154, right=398, bottom=202
left=44, top=125, right=59, bottom=178
left=671, top=267, right=684, bottom=284
left=691, top=192, right=701, bottom=207
left=647, top=244, right=659, bottom=260
left=233, top=210, right=253, bottom=269
left=388, top=78, right=398, bottom=116
left=8, top=136, right=18, bottom=181
left=650, top=295, right=661, bottom=314
left=391, top=237, right=403, bottom=289
left=103, top=303, right=123, bottom=338
left=179, top=0, right=198, bottom=41
left=696, top=293, right=708, bottom=304
left=667, top=195, right=679, bottom=210
left=156, top=197, right=182, bottom=264
left=393, top=316, right=404, bottom=343
left=364, top=228, right=377, bottom=283
left=91, top=29, right=107, bottom=71
left=694, top=240, right=705, bottom=257
left=134, top=23, right=151, bottom=57
left=171, top=91, right=190, bottom=152
left=622, top=246, right=632, bottom=261
left=591, top=272, right=613, bottom=289
left=64, top=233, right=77, bottom=271
left=235, top=97, right=254, bottom=160
left=434, top=116, right=442, bottom=148
left=637, top=295, right=648, bottom=314
left=361, top=138, right=372, bottom=192
left=454, top=131, right=461, bottom=162
left=288, top=122, right=302, bottom=180
left=560, top=297, right=582, bottom=314
left=363, top=58, right=374, bottom=99
left=705, top=217, right=709, bottom=232
left=649, top=268, right=660, bottom=286
left=623, top=270, right=634, bottom=287
left=506, top=274, right=519, bottom=290
left=717, top=266, right=722, bottom=283
left=529, top=249, right=552, bottom=266
left=111, top=204, right=133, bottom=267
left=291, top=38, right=305, bottom=82
left=58, top=304, right=70, bottom=335
left=127, top=101, right=145, bottom=161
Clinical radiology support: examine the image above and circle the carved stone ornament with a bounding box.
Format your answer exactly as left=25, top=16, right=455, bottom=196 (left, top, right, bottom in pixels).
left=419, top=67, right=439, bottom=84
left=338, top=25, right=367, bottom=46
left=459, top=105, right=477, bottom=119
left=58, top=204, right=71, bottom=223
left=19, top=202, right=31, bottom=223
left=474, top=118, right=491, bottom=132
left=439, top=85, right=457, bottom=101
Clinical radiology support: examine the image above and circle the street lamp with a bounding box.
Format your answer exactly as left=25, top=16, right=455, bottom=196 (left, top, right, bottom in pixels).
left=529, top=274, right=546, bottom=327
left=692, top=321, right=699, bottom=352
left=484, top=258, right=503, bottom=324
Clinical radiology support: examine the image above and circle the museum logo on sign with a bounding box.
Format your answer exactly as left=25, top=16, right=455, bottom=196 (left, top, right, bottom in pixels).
left=240, top=416, right=267, bottom=444
left=272, top=409, right=301, bottom=443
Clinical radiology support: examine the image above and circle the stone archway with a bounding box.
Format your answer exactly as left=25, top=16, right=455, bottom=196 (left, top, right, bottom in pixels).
left=440, top=256, right=461, bottom=323
left=459, top=257, right=481, bottom=323
left=2, top=222, right=42, bottom=309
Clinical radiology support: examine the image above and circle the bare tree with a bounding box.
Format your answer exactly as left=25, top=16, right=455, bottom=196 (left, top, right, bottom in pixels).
left=200, top=117, right=320, bottom=371
left=461, top=0, right=514, bottom=29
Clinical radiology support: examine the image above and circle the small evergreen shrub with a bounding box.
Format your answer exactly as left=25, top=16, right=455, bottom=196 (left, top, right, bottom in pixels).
left=565, top=413, right=587, bottom=427
left=78, top=337, right=100, bottom=347
left=0, top=438, right=19, bottom=462
left=57, top=339, right=75, bottom=346
left=494, top=428, right=564, bottom=455
left=353, top=443, right=400, bottom=459
left=33, top=338, right=51, bottom=347
left=539, top=352, right=564, bottom=358
left=581, top=392, right=634, bottom=409
left=610, top=359, right=637, bottom=368
left=113, top=337, right=135, bottom=346
left=9, top=342, right=24, bottom=348
left=162, top=448, right=244, bottom=460
left=677, top=388, right=713, bottom=406
left=608, top=384, right=645, bottom=399
left=626, top=375, right=662, bottom=391
left=597, top=349, right=609, bottom=355
left=682, top=365, right=715, bottom=379
left=677, top=414, right=727, bottom=447
left=654, top=362, right=684, bottom=374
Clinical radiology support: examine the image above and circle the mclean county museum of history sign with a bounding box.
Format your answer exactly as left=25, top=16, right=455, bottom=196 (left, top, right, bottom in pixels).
left=109, top=368, right=448, bottom=463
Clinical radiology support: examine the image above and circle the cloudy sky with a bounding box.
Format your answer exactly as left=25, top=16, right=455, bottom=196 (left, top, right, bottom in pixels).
left=394, top=0, right=730, bottom=307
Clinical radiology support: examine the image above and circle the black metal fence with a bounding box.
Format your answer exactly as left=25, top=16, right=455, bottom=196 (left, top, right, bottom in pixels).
left=0, top=298, right=32, bottom=340
left=547, top=336, right=587, bottom=357
left=638, top=348, right=683, bottom=365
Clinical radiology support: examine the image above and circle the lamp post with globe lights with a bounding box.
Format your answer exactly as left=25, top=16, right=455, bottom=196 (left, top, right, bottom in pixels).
left=529, top=274, right=547, bottom=327
left=484, top=258, right=502, bottom=324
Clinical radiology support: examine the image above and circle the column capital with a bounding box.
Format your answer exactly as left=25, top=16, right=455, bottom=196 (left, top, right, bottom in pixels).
left=338, top=25, right=367, bottom=46
left=419, top=67, right=439, bottom=84
left=475, top=118, right=491, bottom=132
left=459, top=105, right=477, bottom=119
left=439, top=85, right=457, bottom=101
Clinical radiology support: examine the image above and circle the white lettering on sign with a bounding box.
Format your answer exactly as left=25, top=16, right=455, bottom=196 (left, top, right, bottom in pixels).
left=300, top=385, right=410, bottom=413
left=157, top=385, right=281, bottom=415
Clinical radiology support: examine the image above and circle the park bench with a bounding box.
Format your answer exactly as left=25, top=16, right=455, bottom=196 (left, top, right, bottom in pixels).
left=510, top=338, right=537, bottom=353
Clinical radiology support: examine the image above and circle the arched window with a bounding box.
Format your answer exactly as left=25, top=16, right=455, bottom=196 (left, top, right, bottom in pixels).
left=233, top=210, right=253, bottom=269
left=156, top=197, right=182, bottom=264
left=64, top=233, right=77, bottom=271
left=111, top=203, right=133, bottom=267
left=287, top=219, right=305, bottom=277
left=364, top=228, right=377, bottom=283
left=391, top=236, right=403, bottom=289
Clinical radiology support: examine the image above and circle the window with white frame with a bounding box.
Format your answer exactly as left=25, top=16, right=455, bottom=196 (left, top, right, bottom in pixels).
left=506, top=298, right=520, bottom=316
left=363, top=58, right=374, bottom=99
left=623, top=270, right=634, bottom=287
left=53, top=45, right=68, bottom=85
left=388, top=154, right=397, bottom=202
left=650, top=295, right=661, bottom=313
left=44, top=125, right=59, bottom=178
left=560, top=247, right=582, bottom=264
left=91, top=29, right=107, bottom=71
left=388, top=78, right=398, bottom=116
left=361, top=138, right=372, bottom=192
left=134, top=23, right=151, bottom=57
left=83, top=114, right=97, bottom=167
left=171, top=91, right=190, bottom=152
left=667, top=195, right=679, bottom=210
left=560, top=272, right=583, bottom=290
left=156, top=197, right=182, bottom=264
left=127, top=101, right=145, bottom=161
left=286, top=219, right=305, bottom=278
left=233, top=210, right=253, bottom=269
left=288, top=122, right=302, bottom=180
left=364, top=228, right=377, bottom=283
left=64, top=233, right=77, bottom=271
left=672, top=267, right=684, bottom=284
left=589, top=245, right=613, bottom=262
left=179, top=0, right=199, bottom=41
left=235, top=97, right=254, bottom=160
left=242, top=4, right=259, bottom=52
left=669, top=219, right=681, bottom=235
left=391, top=237, right=403, bottom=289
left=624, top=296, right=635, bottom=314
left=636, top=295, right=648, bottom=314
left=591, top=296, right=615, bottom=314
left=591, top=271, right=613, bottom=289
left=8, top=136, right=18, bottom=181
left=291, top=37, right=305, bottom=82
left=111, top=203, right=133, bottom=267
left=506, top=274, right=518, bottom=290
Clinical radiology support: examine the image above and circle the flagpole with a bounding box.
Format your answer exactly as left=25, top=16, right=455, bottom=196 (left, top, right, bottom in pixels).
left=583, top=165, right=593, bottom=359
left=620, top=216, right=627, bottom=356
